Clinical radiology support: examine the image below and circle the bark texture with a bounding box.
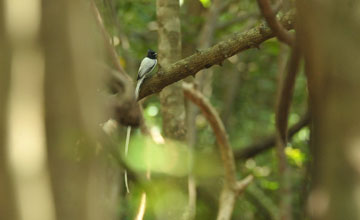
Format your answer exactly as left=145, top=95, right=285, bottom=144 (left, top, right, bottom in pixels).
left=157, top=0, right=186, bottom=140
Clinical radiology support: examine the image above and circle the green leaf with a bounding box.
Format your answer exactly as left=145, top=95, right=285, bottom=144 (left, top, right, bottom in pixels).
left=199, top=0, right=211, bottom=8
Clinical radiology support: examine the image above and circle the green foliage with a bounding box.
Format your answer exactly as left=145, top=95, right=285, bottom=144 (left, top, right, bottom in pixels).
left=199, top=0, right=211, bottom=8
left=285, top=146, right=306, bottom=167
left=98, top=0, right=310, bottom=219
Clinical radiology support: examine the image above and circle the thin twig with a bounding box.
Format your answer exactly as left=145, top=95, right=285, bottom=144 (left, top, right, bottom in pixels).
left=256, top=0, right=294, bottom=46
left=235, top=175, right=254, bottom=194
left=90, top=1, right=132, bottom=81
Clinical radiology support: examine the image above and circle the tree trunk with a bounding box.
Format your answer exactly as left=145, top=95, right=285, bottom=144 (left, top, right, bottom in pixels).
left=42, top=0, right=119, bottom=219
left=297, top=0, right=360, bottom=219
left=0, top=1, right=18, bottom=219
left=196, top=0, right=222, bottom=97
left=157, top=0, right=186, bottom=140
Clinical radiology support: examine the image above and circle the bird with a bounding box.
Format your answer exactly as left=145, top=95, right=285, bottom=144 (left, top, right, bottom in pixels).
left=123, top=49, right=157, bottom=193
left=135, top=49, right=158, bottom=100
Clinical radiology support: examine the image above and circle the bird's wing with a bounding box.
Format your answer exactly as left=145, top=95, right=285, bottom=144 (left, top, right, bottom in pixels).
left=137, top=58, right=157, bottom=80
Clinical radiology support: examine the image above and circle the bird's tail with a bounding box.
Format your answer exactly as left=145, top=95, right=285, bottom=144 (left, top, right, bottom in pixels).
left=124, top=76, right=145, bottom=193
left=124, top=126, right=131, bottom=193
left=135, top=77, right=145, bottom=100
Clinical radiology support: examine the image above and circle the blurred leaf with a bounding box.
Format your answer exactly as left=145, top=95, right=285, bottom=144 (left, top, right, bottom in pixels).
left=127, top=136, right=189, bottom=176
left=285, top=146, right=306, bottom=167
left=260, top=179, right=279, bottom=190
left=199, top=0, right=211, bottom=8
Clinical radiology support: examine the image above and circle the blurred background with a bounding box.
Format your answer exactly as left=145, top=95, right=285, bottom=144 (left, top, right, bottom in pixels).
left=1, top=0, right=359, bottom=220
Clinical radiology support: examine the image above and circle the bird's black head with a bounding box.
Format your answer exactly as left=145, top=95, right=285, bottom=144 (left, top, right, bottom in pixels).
left=147, top=49, right=157, bottom=59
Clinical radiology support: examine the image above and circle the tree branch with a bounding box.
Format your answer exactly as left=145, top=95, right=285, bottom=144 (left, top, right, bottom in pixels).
left=256, top=0, right=294, bottom=46
left=216, top=175, right=254, bottom=220
left=183, top=83, right=237, bottom=186
left=235, top=175, right=254, bottom=194
left=138, top=11, right=295, bottom=100
left=274, top=41, right=301, bottom=220
left=275, top=45, right=301, bottom=145
left=183, top=83, right=253, bottom=220
left=234, top=112, right=310, bottom=160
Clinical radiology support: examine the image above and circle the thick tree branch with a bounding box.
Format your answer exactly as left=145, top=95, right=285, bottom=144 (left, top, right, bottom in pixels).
left=183, top=83, right=253, bottom=220
left=183, top=83, right=237, bottom=186
left=234, top=112, right=310, bottom=160
left=138, top=11, right=295, bottom=100
left=256, top=0, right=294, bottom=46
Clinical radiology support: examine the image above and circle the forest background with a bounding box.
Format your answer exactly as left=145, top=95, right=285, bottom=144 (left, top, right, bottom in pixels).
left=1, top=0, right=358, bottom=220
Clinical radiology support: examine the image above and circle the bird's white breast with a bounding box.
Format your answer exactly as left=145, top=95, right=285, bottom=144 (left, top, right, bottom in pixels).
left=138, top=57, right=157, bottom=79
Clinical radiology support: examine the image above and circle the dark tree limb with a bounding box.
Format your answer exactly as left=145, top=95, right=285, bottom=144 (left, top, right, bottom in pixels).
left=234, top=112, right=310, bottom=160
left=255, top=0, right=298, bottom=217
left=256, top=0, right=294, bottom=46
left=274, top=41, right=301, bottom=220
left=138, top=11, right=295, bottom=100
left=275, top=44, right=301, bottom=145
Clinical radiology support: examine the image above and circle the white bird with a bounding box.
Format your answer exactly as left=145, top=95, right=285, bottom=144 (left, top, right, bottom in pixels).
left=135, top=49, right=157, bottom=100
left=124, top=49, right=157, bottom=193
